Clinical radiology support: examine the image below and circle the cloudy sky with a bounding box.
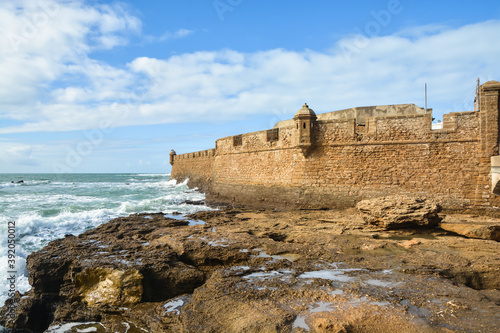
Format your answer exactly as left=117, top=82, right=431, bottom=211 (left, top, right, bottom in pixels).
left=1, top=0, right=499, bottom=173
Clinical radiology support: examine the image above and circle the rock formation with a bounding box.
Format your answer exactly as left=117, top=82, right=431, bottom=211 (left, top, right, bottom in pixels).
left=1, top=208, right=499, bottom=332
left=356, top=195, right=442, bottom=229
left=439, top=215, right=500, bottom=241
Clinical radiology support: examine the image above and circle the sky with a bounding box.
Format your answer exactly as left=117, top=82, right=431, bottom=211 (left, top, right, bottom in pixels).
left=1, top=0, right=499, bottom=173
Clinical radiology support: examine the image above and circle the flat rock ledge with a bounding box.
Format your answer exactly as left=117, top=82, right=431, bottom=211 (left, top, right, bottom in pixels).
left=356, top=195, right=442, bottom=230
left=1, top=208, right=499, bottom=333
left=440, top=215, right=500, bottom=241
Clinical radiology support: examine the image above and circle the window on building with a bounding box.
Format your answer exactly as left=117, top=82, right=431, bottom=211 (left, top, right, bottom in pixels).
left=233, top=135, right=242, bottom=146
left=267, top=128, right=279, bottom=142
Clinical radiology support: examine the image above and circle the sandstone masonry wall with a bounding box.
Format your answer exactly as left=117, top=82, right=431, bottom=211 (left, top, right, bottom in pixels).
left=170, top=149, right=215, bottom=191
left=171, top=82, right=500, bottom=213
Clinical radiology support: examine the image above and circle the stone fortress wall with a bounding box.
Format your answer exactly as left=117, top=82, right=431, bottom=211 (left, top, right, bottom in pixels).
left=171, top=81, right=500, bottom=213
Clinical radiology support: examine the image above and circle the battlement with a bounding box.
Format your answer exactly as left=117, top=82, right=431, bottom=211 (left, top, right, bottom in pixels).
left=171, top=81, right=500, bottom=213
left=174, top=148, right=216, bottom=160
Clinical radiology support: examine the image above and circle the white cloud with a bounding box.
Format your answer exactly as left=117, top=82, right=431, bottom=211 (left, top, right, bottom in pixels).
left=9, top=145, right=33, bottom=159
left=0, top=0, right=140, bottom=121
left=396, top=24, right=450, bottom=39
left=159, top=28, right=194, bottom=41
left=124, top=21, right=500, bottom=124
left=0, top=0, right=499, bottom=136
left=0, top=143, right=41, bottom=168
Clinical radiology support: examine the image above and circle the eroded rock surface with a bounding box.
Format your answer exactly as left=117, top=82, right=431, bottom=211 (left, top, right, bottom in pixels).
left=1, top=208, right=499, bottom=333
left=440, top=215, right=500, bottom=241
left=356, top=195, right=442, bottom=229
left=74, top=268, right=143, bottom=307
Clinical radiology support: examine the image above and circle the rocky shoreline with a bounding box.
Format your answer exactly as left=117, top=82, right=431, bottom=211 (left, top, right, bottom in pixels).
left=1, top=201, right=499, bottom=332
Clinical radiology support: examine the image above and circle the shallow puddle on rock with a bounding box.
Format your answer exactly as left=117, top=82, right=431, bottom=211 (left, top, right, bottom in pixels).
left=188, top=220, right=206, bottom=226
left=163, top=295, right=191, bottom=315
left=298, top=269, right=359, bottom=282
left=252, top=249, right=301, bottom=262
left=242, top=268, right=295, bottom=281
left=292, top=301, right=337, bottom=331
left=191, top=236, right=230, bottom=247
left=231, top=265, right=251, bottom=270
left=45, top=322, right=106, bottom=333
left=163, top=214, right=206, bottom=226
left=292, top=297, right=393, bottom=331
left=243, top=271, right=282, bottom=279
left=365, top=279, right=402, bottom=288
left=292, top=314, right=309, bottom=330
left=121, top=322, right=149, bottom=333
left=309, top=301, right=336, bottom=313
left=400, top=299, right=432, bottom=317
left=207, top=240, right=229, bottom=247
left=330, top=289, right=344, bottom=296
left=349, top=296, right=391, bottom=307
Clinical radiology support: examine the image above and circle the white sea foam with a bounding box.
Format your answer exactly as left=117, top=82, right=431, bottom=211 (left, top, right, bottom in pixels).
left=0, top=180, right=50, bottom=188
left=0, top=182, right=19, bottom=189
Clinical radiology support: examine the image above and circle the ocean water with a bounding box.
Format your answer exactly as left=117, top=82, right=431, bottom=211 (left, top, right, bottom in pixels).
left=0, top=173, right=210, bottom=307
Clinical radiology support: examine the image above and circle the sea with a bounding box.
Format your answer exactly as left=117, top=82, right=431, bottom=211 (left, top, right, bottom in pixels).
left=0, top=173, right=211, bottom=308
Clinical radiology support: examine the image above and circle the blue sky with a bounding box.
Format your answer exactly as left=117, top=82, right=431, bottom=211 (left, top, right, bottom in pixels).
left=1, top=0, right=499, bottom=173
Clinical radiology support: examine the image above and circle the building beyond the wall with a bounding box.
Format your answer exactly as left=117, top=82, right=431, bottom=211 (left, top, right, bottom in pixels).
left=171, top=81, right=500, bottom=213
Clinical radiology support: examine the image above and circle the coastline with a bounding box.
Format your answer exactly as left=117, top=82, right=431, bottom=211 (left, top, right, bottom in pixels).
left=1, top=205, right=498, bottom=332
left=0, top=173, right=210, bottom=303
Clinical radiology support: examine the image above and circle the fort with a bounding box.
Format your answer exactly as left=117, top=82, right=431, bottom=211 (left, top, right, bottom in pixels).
left=170, top=81, right=500, bottom=213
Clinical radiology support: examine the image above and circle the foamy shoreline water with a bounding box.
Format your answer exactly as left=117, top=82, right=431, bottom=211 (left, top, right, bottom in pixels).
left=0, top=173, right=211, bottom=308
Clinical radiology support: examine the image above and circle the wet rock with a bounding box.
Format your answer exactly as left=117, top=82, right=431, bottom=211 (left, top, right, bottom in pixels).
left=356, top=195, right=442, bottom=229
left=181, top=199, right=206, bottom=205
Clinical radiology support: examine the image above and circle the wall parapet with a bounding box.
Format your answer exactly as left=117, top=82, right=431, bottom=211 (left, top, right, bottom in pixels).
left=174, top=148, right=216, bottom=160
left=216, top=126, right=295, bottom=155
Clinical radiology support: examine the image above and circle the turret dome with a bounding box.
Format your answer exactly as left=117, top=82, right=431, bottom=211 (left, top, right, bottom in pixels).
left=294, top=103, right=316, bottom=118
